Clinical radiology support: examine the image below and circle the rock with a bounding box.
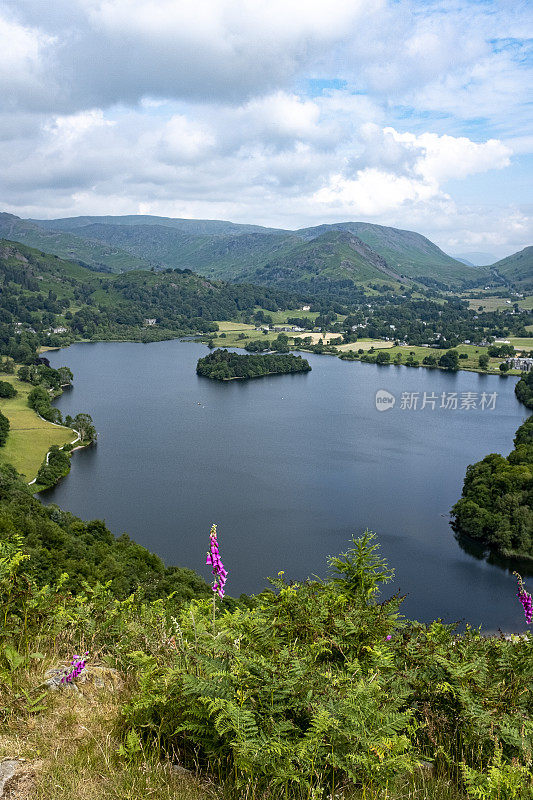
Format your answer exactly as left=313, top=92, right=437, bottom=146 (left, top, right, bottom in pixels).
left=0, top=759, right=42, bottom=799
left=0, top=761, right=19, bottom=796
left=43, top=664, right=123, bottom=692
left=171, top=762, right=194, bottom=776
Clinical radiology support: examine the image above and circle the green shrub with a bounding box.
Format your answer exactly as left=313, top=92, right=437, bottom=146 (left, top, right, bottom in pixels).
left=0, top=381, right=16, bottom=398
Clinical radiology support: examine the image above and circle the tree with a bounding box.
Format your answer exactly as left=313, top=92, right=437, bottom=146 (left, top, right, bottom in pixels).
left=438, top=350, right=460, bottom=371
left=57, top=366, right=74, bottom=386
left=478, top=354, right=489, bottom=371
left=0, top=381, right=16, bottom=398
left=272, top=333, right=290, bottom=353
left=499, top=362, right=510, bottom=373
left=0, top=410, right=9, bottom=446
left=72, top=413, right=97, bottom=443
left=376, top=351, right=391, bottom=365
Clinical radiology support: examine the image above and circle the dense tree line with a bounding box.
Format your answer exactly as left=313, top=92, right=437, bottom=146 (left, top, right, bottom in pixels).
left=0, top=463, right=212, bottom=601
left=197, top=349, right=311, bottom=380
left=245, top=333, right=291, bottom=353
left=452, top=415, right=533, bottom=559
left=515, top=371, right=533, bottom=409
left=27, top=385, right=63, bottom=424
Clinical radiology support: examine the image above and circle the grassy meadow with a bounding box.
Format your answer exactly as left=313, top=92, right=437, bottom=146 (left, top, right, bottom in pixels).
left=466, top=294, right=533, bottom=312
left=0, top=373, right=75, bottom=482
left=505, top=336, right=533, bottom=349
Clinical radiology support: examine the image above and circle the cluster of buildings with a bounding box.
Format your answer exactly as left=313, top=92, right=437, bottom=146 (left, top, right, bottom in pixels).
left=506, top=356, right=533, bottom=372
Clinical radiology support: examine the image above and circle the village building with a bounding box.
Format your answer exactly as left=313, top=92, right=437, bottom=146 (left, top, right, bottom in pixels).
left=506, top=357, right=533, bottom=372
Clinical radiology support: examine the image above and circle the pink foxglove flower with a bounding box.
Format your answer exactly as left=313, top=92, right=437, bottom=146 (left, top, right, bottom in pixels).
left=514, top=572, right=532, bottom=625
left=206, top=524, right=227, bottom=598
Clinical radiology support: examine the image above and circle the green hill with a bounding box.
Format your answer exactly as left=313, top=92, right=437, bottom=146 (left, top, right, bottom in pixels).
left=31, top=213, right=283, bottom=236
left=0, top=239, right=300, bottom=359
left=0, top=213, right=152, bottom=273
left=490, top=246, right=533, bottom=289
left=240, top=229, right=403, bottom=294
left=54, top=222, right=300, bottom=279
left=297, top=221, right=484, bottom=285
left=3, top=212, right=499, bottom=290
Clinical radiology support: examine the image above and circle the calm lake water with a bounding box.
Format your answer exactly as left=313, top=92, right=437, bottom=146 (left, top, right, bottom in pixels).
left=43, top=340, right=531, bottom=631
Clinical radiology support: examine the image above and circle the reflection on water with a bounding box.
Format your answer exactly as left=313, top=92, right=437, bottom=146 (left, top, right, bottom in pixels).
left=455, top=531, right=533, bottom=577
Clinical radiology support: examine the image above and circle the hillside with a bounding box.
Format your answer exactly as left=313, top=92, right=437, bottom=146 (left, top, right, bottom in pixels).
left=297, top=221, right=484, bottom=286
left=240, top=230, right=404, bottom=294
left=31, top=213, right=282, bottom=237
left=0, top=239, right=300, bottom=359
left=1, top=514, right=532, bottom=799
left=490, top=246, right=533, bottom=289
left=54, top=222, right=300, bottom=279
left=4, top=212, right=492, bottom=289
left=0, top=213, right=152, bottom=273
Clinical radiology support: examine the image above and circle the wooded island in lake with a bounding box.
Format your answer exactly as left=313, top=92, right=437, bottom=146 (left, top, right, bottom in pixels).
left=196, top=349, right=311, bottom=380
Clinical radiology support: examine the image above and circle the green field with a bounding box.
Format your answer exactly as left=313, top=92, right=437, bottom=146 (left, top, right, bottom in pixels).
left=466, top=295, right=533, bottom=311
left=506, top=337, right=533, bottom=350
left=212, top=322, right=343, bottom=349
left=332, top=342, right=521, bottom=374
left=0, top=374, right=75, bottom=482
left=207, top=326, right=516, bottom=375
left=253, top=307, right=322, bottom=324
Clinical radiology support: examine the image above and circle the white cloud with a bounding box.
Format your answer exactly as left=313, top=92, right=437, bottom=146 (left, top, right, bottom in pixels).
left=0, top=0, right=530, bottom=256
left=385, top=129, right=512, bottom=183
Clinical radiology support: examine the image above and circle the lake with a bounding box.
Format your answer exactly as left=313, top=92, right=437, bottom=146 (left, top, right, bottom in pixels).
left=43, top=340, right=531, bottom=630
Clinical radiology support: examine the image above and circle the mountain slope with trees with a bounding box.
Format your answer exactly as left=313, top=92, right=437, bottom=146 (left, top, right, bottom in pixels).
left=0, top=213, right=152, bottom=273
left=0, top=239, right=301, bottom=360
left=296, top=221, right=484, bottom=285
left=2, top=212, right=500, bottom=289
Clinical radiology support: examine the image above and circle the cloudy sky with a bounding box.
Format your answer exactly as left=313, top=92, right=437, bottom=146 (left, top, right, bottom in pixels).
left=1, top=0, right=532, bottom=258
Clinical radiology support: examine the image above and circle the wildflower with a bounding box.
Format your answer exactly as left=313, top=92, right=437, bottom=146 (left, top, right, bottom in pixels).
left=206, top=524, right=227, bottom=598
left=61, top=651, right=89, bottom=684
left=513, top=573, right=532, bottom=625
left=385, top=635, right=392, bottom=641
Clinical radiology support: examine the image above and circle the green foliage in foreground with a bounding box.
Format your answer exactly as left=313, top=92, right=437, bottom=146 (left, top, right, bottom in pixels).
left=196, top=348, right=311, bottom=380
left=452, top=415, right=533, bottom=559
left=0, top=464, right=211, bottom=601
left=516, top=370, right=533, bottom=409
left=1, top=529, right=532, bottom=799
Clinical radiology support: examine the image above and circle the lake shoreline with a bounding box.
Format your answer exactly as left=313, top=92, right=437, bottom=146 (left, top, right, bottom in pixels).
left=41, top=339, right=530, bottom=629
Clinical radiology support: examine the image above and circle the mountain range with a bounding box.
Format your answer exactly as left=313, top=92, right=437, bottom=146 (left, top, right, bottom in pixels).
left=0, top=212, right=530, bottom=292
